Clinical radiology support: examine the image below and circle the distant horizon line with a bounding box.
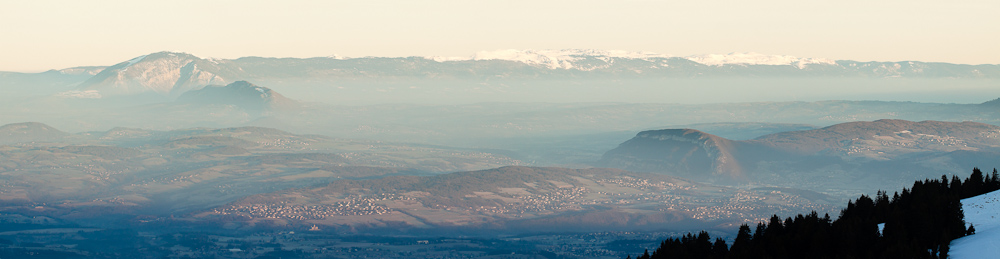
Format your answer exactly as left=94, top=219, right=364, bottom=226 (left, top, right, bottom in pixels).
left=7, top=49, right=1000, bottom=73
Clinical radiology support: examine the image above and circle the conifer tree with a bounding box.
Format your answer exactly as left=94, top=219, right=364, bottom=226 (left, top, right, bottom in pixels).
left=730, top=224, right=752, bottom=257
left=712, top=237, right=728, bottom=255
left=636, top=168, right=1000, bottom=259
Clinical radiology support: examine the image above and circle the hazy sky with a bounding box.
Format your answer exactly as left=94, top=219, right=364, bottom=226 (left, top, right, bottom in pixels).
left=2, top=0, right=998, bottom=72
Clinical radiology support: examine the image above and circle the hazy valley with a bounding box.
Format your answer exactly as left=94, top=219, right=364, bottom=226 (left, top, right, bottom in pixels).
left=2, top=51, right=1000, bottom=258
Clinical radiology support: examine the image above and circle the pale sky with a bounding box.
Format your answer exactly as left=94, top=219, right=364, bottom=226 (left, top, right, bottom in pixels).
left=1, top=0, right=998, bottom=72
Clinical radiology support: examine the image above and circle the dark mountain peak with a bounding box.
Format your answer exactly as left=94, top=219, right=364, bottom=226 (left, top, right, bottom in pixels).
left=176, top=81, right=298, bottom=113
left=226, top=80, right=256, bottom=87
left=0, top=122, right=68, bottom=144
left=218, top=80, right=281, bottom=96
left=981, top=97, right=1000, bottom=106
left=635, top=128, right=729, bottom=143
left=599, top=128, right=745, bottom=183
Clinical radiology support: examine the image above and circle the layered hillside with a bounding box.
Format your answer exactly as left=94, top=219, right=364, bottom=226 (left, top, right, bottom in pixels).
left=198, top=166, right=838, bottom=232
left=0, top=122, right=838, bottom=234
left=751, top=119, right=1000, bottom=159
left=600, top=120, right=1000, bottom=193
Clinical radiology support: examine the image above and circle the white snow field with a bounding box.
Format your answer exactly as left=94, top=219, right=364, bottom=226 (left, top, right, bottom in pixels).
left=951, top=189, right=1000, bottom=258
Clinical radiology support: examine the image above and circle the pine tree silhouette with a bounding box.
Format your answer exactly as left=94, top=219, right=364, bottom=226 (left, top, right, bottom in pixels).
left=635, top=168, right=1000, bottom=259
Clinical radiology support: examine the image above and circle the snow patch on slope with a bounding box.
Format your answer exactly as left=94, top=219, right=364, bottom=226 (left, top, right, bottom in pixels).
left=685, top=52, right=836, bottom=68
left=950, top=189, right=1000, bottom=258
left=123, top=55, right=148, bottom=70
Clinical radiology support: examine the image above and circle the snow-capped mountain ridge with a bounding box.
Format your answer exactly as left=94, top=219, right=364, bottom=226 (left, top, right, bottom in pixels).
left=470, top=49, right=672, bottom=69
left=424, top=49, right=838, bottom=69
left=45, top=49, right=1000, bottom=99
left=686, top=52, right=837, bottom=68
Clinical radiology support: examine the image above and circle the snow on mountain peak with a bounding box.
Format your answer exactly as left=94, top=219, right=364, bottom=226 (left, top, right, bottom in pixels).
left=327, top=54, right=349, bottom=60
left=426, top=56, right=468, bottom=62
left=425, top=49, right=671, bottom=69
left=685, top=52, right=836, bottom=68
left=474, top=49, right=671, bottom=69
left=423, top=49, right=834, bottom=69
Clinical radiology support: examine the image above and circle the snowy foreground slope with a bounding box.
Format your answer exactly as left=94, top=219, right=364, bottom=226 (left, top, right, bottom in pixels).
left=950, top=189, right=1000, bottom=258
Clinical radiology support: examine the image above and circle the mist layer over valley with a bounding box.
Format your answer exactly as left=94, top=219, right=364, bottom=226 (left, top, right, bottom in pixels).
left=2, top=51, right=1000, bottom=258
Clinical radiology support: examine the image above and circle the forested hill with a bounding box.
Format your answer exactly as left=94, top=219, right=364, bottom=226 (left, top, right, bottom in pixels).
left=630, top=168, right=1000, bottom=259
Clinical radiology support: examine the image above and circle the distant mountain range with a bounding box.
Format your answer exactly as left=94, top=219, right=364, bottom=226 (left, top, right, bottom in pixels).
left=2, top=50, right=999, bottom=100
left=600, top=119, right=1000, bottom=194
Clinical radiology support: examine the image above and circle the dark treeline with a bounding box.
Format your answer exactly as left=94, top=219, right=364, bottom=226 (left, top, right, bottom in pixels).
left=631, top=168, right=1000, bottom=259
